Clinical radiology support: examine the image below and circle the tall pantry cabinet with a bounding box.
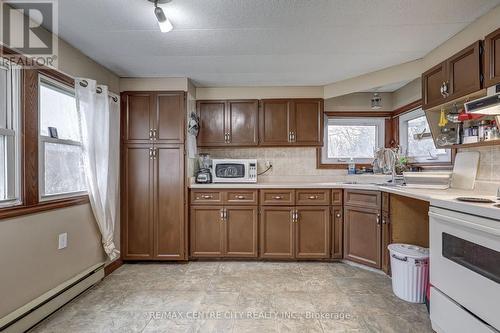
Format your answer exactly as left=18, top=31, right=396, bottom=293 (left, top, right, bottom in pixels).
left=121, top=91, right=187, bottom=260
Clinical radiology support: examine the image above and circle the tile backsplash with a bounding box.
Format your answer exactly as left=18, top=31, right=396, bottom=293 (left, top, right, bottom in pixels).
left=200, top=145, right=500, bottom=182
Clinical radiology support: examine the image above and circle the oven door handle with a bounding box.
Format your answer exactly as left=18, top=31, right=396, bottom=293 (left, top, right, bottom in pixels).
left=429, top=211, right=500, bottom=236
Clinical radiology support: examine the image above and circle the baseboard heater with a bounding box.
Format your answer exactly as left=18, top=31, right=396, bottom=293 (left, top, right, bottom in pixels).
left=0, top=263, right=105, bottom=333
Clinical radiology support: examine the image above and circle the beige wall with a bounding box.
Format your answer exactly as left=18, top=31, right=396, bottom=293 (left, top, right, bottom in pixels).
left=393, top=78, right=422, bottom=110
left=195, top=86, right=323, bottom=100
left=325, top=92, right=394, bottom=112
left=119, top=77, right=189, bottom=92
left=0, top=7, right=120, bottom=320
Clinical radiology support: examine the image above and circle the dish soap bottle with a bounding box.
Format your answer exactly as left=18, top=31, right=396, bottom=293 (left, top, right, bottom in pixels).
left=348, top=158, right=356, bottom=175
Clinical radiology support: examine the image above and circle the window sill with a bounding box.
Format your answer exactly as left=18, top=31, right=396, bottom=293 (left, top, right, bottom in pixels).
left=0, top=195, right=89, bottom=220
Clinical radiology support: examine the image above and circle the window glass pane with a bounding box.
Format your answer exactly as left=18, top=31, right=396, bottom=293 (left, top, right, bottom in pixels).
left=44, top=142, right=86, bottom=196
left=40, top=83, right=80, bottom=141
left=0, top=68, right=7, bottom=129
left=328, top=125, right=376, bottom=159
left=0, top=135, right=5, bottom=200
left=407, top=116, right=446, bottom=158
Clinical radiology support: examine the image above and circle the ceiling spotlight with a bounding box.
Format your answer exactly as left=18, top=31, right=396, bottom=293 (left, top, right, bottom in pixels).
left=371, top=93, right=382, bottom=110
left=149, top=0, right=173, bottom=33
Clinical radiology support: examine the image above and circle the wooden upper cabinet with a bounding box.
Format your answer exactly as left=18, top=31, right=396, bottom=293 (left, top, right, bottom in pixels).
left=293, top=99, right=323, bottom=146
left=154, top=145, right=185, bottom=259
left=121, top=145, right=153, bottom=260
left=155, top=92, right=185, bottom=143
left=422, top=62, right=447, bottom=110
left=197, top=100, right=227, bottom=146
left=447, top=41, right=482, bottom=100
left=122, top=92, right=154, bottom=143
left=343, top=205, right=382, bottom=269
left=259, top=99, right=293, bottom=146
left=197, top=100, right=259, bottom=147
left=227, top=100, right=259, bottom=146
left=484, top=27, right=500, bottom=87
left=122, top=91, right=185, bottom=144
left=295, top=206, right=330, bottom=259
left=422, top=41, right=483, bottom=109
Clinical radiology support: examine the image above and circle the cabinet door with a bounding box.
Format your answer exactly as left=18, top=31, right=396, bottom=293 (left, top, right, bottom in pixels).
left=381, top=212, right=391, bottom=275
left=190, top=206, right=224, bottom=257
left=292, top=99, right=323, bottom=146
left=197, top=100, right=227, bottom=146
left=122, top=145, right=153, bottom=259
left=484, top=28, right=500, bottom=87
left=260, top=207, right=294, bottom=258
left=154, top=145, right=185, bottom=260
left=343, top=206, right=381, bottom=268
left=295, top=206, right=330, bottom=259
left=332, top=206, right=343, bottom=259
left=447, top=41, right=482, bottom=101
left=422, top=62, right=446, bottom=109
left=259, top=100, right=293, bottom=145
left=227, top=100, right=259, bottom=146
left=122, top=92, right=154, bottom=143
left=224, top=206, right=258, bottom=257
left=155, top=92, right=185, bottom=143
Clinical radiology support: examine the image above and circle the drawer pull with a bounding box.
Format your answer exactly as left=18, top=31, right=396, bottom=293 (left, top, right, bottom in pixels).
left=273, top=196, right=283, bottom=200
left=200, top=195, right=213, bottom=199
left=308, top=195, right=319, bottom=200
left=336, top=213, right=342, bottom=218
left=236, top=195, right=246, bottom=200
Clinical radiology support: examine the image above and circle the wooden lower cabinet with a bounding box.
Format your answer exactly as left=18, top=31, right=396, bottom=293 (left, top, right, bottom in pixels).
left=225, top=206, right=258, bottom=257
left=381, top=212, right=391, bottom=274
left=295, top=206, right=330, bottom=259
left=343, top=205, right=382, bottom=269
left=190, top=206, right=258, bottom=258
left=331, top=206, right=343, bottom=259
left=260, top=207, right=294, bottom=259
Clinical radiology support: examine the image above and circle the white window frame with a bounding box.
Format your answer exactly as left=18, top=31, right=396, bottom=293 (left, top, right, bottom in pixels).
left=399, top=108, right=451, bottom=164
left=38, top=75, right=87, bottom=201
left=321, top=116, right=386, bottom=165
left=0, top=61, right=21, bottom=207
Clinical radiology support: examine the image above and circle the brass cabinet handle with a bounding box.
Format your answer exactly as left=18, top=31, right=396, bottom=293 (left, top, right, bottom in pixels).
left=201, top=195, right=213, bottom=199
left=220, top=208, right=224, bottom=221
left=152, top=129, right=157, bottom=140
left=288, top=131, right=292, bottom=142
left=308, top=195, right=319, bottom=200
left=294, top=210, right=299, bottom=223
left=236, top=195, right=245, bottom=200
left=273, top=196, right=283, bottom=200
left=149, top=129, right=153, bottom=140
left=336, top=213, right=342, bottom=218
left=376, top=214, right=381, bottom=225
left=291, top=131, right=296, bottom=142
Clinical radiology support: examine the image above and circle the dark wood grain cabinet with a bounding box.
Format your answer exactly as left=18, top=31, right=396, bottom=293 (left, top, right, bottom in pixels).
left=122, top=91, right=185, bottom=144
left=484, top=27, right=500, bottom=86
left=422, top=41, right=482, bottom=109
left=224, top=206, right=258, bottom=257
left=259, top=99, right=323, bottom=146
left=295, top=206, right=330, bottom=259
left=122, top=144, right=185, bottom=260
left=197, top=100, right=259, bottom=147
left=190, top=206, right=224, bottom=257
left=260, top=206, right=295, bottom=259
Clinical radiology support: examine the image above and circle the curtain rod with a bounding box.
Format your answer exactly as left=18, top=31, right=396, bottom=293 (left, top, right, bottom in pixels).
left=78, top=79, right=118, bottom=103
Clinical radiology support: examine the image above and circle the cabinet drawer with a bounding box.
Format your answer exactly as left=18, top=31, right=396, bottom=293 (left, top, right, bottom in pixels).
left=225, top=190, right=258, bottom=205
left=296, top=189, right=330, bottom=205
left=190, top=190, right=223, bottom=205
left=332, top=189, right=343, bottom=205
left=260, top=189, right=295, bottom=205
left=344, top=190, right=381, bottom=210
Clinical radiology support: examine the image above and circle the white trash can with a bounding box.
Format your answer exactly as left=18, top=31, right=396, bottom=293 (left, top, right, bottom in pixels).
left=388, top=243, right=429, bottom=303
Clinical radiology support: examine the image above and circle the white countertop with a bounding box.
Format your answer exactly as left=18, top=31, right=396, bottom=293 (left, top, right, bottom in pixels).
left=189, top=178, right=500, bottom=220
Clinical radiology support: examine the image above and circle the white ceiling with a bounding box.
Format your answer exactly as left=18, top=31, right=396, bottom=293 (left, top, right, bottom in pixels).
left=54, top=0, right=500, bottom=87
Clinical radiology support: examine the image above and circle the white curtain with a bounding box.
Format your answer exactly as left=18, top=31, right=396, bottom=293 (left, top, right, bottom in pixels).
left=75, top=78, right=120, bottom=261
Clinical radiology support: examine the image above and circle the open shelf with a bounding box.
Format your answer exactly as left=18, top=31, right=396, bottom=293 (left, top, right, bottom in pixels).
left=449, top=140, right=500, bottom=149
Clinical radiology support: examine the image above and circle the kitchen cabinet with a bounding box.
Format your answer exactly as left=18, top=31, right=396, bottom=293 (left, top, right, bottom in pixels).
left=381, top=192, right=391, bottom=274
left=484, top=27, right=500, bottom=87
left=344, top=190, right=381, bottom=210
left=259, top=99, right=323, bottom=146
left=343, top=205, right=382, bottom=268
left=122, top=144, right=185, bottom=260
left=225, top=206, right=258, bottom=257
left=190, top=206, right=224, bottom=257
left=260, top=206, right=295, bottom=259
left=295, top=206, right=330, bottom=259
left=122, top=91, right=185, bottom=144
left=295, top=189, right=330, bottom=206
left=260, top=189, right=295, bottom=206
left=331, top=206, right=343, bottom=259
left=197, top=99, right=259, bottom=147
left=422, top=41, right=482, bottom=109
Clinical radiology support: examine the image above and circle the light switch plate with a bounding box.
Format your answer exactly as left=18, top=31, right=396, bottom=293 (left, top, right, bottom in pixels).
left=58, top=233, right=67, bottom=250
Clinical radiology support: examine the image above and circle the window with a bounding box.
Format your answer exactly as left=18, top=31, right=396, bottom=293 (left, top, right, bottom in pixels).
left=321, top=117, right=385, bottom=164
left=399, top=108, right=451, bottom=164
left=39, top=76, right=86, bottom=199
left=0, top=62, right=21, bottom=207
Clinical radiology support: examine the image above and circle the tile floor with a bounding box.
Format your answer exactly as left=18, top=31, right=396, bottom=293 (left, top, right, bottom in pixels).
left=30, top=262, right=433, bottom=333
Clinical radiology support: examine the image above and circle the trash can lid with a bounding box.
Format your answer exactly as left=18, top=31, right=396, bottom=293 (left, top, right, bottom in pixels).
left=388, top=243, right=429, bottom=259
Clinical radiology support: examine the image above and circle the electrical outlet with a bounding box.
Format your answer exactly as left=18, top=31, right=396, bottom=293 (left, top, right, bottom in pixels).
left=58, top=233, right=67, bottom=250
left=265, top=161, right=273, bottom=168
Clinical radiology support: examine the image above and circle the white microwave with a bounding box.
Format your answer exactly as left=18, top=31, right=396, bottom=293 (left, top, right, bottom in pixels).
left=212, top=159, right=257, bottom=183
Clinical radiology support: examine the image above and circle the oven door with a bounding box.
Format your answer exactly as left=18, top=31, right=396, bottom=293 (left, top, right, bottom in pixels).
left=212, top=162, right=247, bottom=183
left=430, top=207, right=500, bottom=330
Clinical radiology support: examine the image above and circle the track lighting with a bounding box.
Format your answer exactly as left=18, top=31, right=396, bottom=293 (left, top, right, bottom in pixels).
left=149, top=0, right=173, bottom=33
